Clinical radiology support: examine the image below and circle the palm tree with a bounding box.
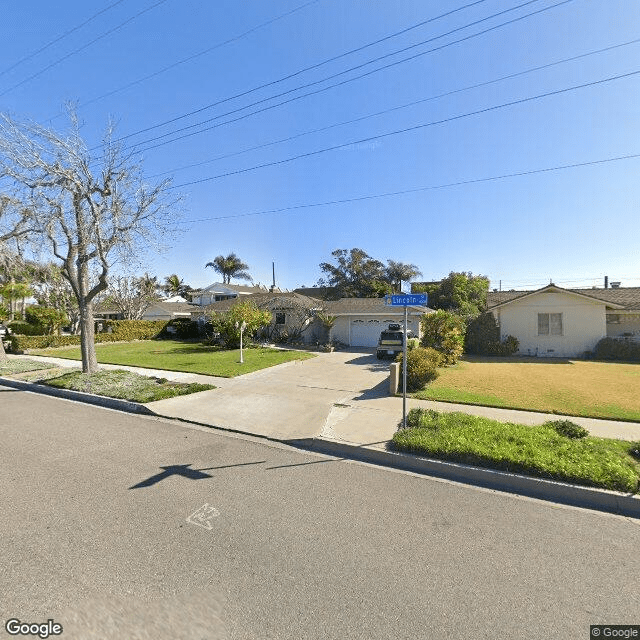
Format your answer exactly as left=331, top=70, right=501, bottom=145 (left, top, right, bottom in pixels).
left=163, top=273, right=191, bottom=298
left=385, top=260, right=423, bottom=293
left=205, top=253, right=252, bottom=285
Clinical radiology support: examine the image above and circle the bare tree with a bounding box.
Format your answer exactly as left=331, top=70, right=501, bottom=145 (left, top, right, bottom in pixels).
left=0, top=111, right=178, bottom=373
left=105, top=275, right=161, bottom=320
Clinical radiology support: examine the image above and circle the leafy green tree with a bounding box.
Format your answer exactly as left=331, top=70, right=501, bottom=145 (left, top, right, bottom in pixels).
left=205, top=253, right=252, bottom=284
left=209, top=300, right=271, bottom=348
left=318, top=248, right=392, bottom=298
left=414, top=272, right=489, bottom=317
left=420, top=310, right=466, bottom=365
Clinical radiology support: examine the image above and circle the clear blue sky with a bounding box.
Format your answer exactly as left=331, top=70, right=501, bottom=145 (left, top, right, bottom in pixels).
left=2, top=0, right=639, bottom=292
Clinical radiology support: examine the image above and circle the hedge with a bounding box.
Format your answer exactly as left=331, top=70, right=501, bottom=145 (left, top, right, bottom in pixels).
left=592, top=337, right=640, bottom=362
left=10, top=319, right=170, bottom=351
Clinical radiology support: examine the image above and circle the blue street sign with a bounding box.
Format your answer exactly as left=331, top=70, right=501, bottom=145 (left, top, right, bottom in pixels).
left=386, top=293, right=428, bottom=306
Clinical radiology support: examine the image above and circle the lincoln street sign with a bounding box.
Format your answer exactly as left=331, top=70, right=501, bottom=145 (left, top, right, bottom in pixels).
left=386, top=293, right=428, bottom=306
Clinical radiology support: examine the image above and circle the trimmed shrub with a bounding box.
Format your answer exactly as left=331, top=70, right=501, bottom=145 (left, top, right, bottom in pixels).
left=102, top=319, right=169, bottom=340
left=396, top=347, right=440, bottom=392
left=10, top=334, right=81, bottom=351
left=8, top=320, right=46, bottom=336
left=161, top=318, right=200, bottom=339
left=407, top=337, right=420, bottom=351
left=546, top=419, right=589, bottom=439
left=593, top=337, right=640, bottom=362
left=25, top=306, right=68, bottom=335
left=420, top=310, right=465, bottom=365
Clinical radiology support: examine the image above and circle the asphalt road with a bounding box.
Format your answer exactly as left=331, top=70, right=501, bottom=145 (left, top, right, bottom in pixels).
left=1, top=385, right=639, bottom=640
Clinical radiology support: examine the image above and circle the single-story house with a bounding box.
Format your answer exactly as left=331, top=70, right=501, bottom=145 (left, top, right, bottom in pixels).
left=190, top=283, right=272, bottom=306
left=324, top=298, right=430, bottom=347
left=194, top=293, right=431, bottom=347
left=487, top=284, right=640, bottom=357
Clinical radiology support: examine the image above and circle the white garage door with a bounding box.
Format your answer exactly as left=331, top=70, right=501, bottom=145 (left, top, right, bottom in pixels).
left=350, top=318, right=384, bottom=347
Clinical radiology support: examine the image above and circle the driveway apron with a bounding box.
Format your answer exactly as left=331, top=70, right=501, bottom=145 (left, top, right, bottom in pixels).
left=144, top=349, right=390, bottom=441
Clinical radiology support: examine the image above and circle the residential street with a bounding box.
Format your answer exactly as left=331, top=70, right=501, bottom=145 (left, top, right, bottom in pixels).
left=1, top=387, right=639, bottom=640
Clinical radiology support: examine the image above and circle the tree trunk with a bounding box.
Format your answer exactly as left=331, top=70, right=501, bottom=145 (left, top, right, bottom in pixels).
left=0, top=336, right=7, bottom=362
left=79, top=300, right=99, bottom=374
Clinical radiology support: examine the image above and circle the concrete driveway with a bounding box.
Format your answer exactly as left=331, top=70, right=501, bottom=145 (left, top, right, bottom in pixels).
left=146, top=349, right=391, bottom=441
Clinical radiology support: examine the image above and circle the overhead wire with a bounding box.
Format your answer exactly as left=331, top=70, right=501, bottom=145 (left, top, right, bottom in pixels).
left=0, top=0, right=128, bottom=79
left=111, top=0, right=500, bottom=144
left=0, top=0, right=172, bottom=98
left=150, top=37, right=640, bottom=178
left=62, top=0, right=325, bottom=114
left=130, top=0, right=573, bottom=153
left=168, top=68, right=640, bottom=187
left=179, top=151, right=640, bottom=223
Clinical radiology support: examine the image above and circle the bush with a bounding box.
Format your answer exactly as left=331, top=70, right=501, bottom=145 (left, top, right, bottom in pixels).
left=629, top=442, right=640, bottom=460
left=465, top=312, right=518, bottom=355
left=546, top=419, right=589, bottom=439
left=420, top=310, right=465, bottom=365
left=101, top=319, right=169, bottom=340
left=593, top=337, right=640, bottom=362
left=396, top=347, right=440, bottom=392
left=209, top=301, right=272, bottom=349
left=407, top=337, right=420, bottom=351
left=162, top=318, right=200, bottom=339
left=10, top=334, right=81, bottom=351
left=25, top=306, right=68, bottom=334
left=8, top=320, right=46, bottom=336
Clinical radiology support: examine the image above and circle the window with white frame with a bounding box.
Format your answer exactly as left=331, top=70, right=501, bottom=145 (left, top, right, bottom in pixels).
left=538, top=313, right=562, bottom=336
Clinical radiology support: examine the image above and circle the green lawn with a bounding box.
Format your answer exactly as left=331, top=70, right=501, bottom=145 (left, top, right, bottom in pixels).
left=392, top=409, right=640, bottom=493
left=414, top=357, right=640, bottom=421
left=30, top=340, right=315, bottom=377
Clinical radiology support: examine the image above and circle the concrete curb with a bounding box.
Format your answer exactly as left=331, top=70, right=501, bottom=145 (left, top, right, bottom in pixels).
left=3, top=375, right=639, bottom=519
left=303, top=438, right=640, bottom=519
left=0, top=376, right=155, bottom=415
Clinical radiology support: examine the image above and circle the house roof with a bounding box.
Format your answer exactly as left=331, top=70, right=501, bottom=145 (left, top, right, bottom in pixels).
left=487, top=284, right=636, bottom=310
left=293, top=286, right=338, bottom=299
left=324, top=297, right=430, bottom=314
left=150, top=301, right=200, bottom=313
left=200, top=292, right=323, bottom=313
left=192, top=282, right=268, bottom=295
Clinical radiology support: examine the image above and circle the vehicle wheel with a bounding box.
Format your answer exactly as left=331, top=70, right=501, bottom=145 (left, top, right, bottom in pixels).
left=376, top=351, right=383, bottom=359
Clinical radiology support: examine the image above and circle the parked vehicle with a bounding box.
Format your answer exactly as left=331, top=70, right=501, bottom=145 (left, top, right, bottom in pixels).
left=0, top=324, right=9, bottom=337
left=376, top=323, right=413, bottom=359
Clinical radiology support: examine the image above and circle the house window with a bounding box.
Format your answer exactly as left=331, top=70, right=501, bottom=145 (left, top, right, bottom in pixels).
left=538, top=313, right=562, bottom=336
left=275, top=312, right=285, bottom=325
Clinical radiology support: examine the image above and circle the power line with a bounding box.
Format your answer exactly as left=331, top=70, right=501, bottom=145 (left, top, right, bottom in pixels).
left=151, top=37, right=640, bottom=178
left=169, top=68, right=640, bottom=188
left=179, top=152, right=640, bottom=223
left=0, top=0, right=171, bottom=98
left=63, top=0, right=324, bottom=114
left=131, top=0, right=572, bottom=152
left=112, top=0, right=499, bottom=144
left=0, top=0, right=128, bottom=79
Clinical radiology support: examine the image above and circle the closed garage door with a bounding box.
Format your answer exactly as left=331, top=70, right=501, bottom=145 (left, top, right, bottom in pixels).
left=350, top=319, right=384, bottom=347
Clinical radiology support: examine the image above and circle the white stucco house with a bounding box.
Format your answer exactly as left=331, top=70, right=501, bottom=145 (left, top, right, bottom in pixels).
left=487, top=284, right=640, bottom=357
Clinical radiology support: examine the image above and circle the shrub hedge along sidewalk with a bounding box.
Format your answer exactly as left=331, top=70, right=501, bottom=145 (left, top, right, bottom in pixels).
left=392, top=409, right=640, bottom=493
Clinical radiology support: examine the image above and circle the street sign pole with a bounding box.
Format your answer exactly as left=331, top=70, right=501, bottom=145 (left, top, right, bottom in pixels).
left=384, top=292, right=427, bottom=430
left=403, top=304, right=408, bottom=429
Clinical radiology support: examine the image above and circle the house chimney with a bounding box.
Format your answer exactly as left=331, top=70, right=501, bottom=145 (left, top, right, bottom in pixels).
left=604, top=276, right=609, bottom=289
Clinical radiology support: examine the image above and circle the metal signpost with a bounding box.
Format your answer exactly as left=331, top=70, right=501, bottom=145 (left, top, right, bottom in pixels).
left=385, top=293, right=428, bottom=428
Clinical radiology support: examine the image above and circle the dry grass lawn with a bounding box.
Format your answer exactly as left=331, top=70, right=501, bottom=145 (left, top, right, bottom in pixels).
left=414, top=356, right=640, bottom=421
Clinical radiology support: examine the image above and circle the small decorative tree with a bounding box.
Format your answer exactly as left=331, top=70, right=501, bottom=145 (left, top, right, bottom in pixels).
left=209, top=300, right=271, bottom=349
